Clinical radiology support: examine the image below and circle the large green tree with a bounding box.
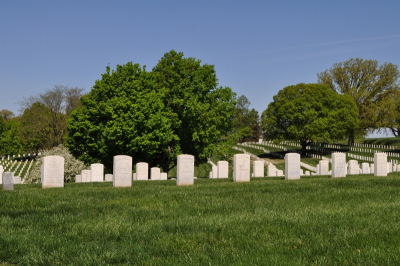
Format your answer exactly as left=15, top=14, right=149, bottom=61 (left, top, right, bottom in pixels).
left=261, top=83, right=359, bottom=156
left=317, top=58, right=400, bottom=142
left=66, top=50, right=236, bottom=173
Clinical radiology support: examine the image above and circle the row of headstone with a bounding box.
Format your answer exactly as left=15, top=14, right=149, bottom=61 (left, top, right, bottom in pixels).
left=209, top=161, right=229, bottom=178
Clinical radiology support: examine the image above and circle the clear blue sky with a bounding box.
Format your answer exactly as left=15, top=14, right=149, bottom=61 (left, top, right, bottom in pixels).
left=1, top=1, right=399, bottom=137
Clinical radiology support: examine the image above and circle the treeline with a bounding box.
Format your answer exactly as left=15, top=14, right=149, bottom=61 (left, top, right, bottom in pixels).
left=0, top=85, right=84, bottom=155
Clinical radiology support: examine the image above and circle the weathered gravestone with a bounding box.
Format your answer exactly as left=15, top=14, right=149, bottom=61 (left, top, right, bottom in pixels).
left=42, top=156, right=64, bottom=188
left=361, top=163, right=370, bottom=174
left=212, top=165, right=218, bottom=178
left=136, top=162, right=148, bottom=181
left=177, top=154, right=194, bottom=186
left=13, top=176, right=21, bottom=184
left=151, top=167, right=161, bottom=180
left=76, top=175, right=82, bottom=183
left=2, top=172, right=13, bottom=190
left=285, top=153, right=300, bottom=180
left=233, top=154, right=250, bottom=182
left=113, top=155, right=132, bottom=187
left=267, top=164, right=277, bottom=177
left=217, top=161, right=229, bottom=178
left=348, top=160, right=359, bottom=175
left=331, top=153, right=346, bottom=178
left=319, top=160, right=329, bottom=175
left=374, top=153, right=387, bottom=176
left=253, top=161, right=264, bottom=177
left=160, top=173, right=168, bottom=180
left=105, top=174, right=113, bottom=182
left=90, top=163, right=104, bottom=182
left=81, top=170, right=91, bottom=183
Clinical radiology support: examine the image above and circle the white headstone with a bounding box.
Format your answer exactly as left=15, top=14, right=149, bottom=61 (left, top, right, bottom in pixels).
left=2, top=172, right=13, bottom=190
left=348, top=160, right=359, bottom=175
left=285, top=153, right=300, bottom=180
left=76, top=175, right=82, bottom=183
left=42, top=156, right=64, bottom=188
left=81, top=170, right=91, bottom=183
left=387, top=162, right=392, bottom=173
left=233, top=154, right=250, bottom=182
left=374, top=153, right=387, bottom=176
left=305, top=171, right=310, bottom=176
left=267, top=164, right=277, bottom=177
left=211, top=165, right=217, bottom=178
left=319, top=160, right=329, bottom=175
left=361, top=163, right=370, bottom=174
left=253, top=161, right=264, bottom=177
left=105, top=174, right=113, bottom=182
left=136, top=162, right=148, bottom=181
left=217, top=161, right=229, bottom=178
left=150, top=167, right=161, bottom=180
left=13, top=176, right=21, bottom=184
left=90, top=163, right=104, bottom=182
left=113, top=155, right=132, bottom=187
left=177, top=154, right=194, bottom=186
left=331, top=153, right=346, bottom=178
left=160, top=173, right=168, bottom=180
left=276, top=170, right=284, bottom=176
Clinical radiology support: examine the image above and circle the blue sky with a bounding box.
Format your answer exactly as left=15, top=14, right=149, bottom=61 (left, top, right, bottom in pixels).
left=1, top=1, right=399, bottom=137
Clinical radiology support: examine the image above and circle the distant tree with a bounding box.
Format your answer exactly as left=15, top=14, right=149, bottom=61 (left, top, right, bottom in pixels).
left=20, top=102, right=53, bottom=152
left=0, top=109, right=15, bottom=122
left=317, top=58, right=400, bottom=143
left=19, top=85, right=85, bottom=147
left=233, top=95, right=261, bottom=142
left=261, top=83, right=359, bottom=156
left=0, top=118, right=23, bottom=155
left=66, top=50, right=236, bottom=172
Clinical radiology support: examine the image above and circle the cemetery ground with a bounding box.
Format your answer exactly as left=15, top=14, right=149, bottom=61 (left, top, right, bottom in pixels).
left=2, top=174, right=400, bottom=265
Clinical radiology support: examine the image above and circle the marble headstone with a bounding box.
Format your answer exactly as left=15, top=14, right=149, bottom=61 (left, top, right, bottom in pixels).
left=177, top=154, right=194, bottom=186
left=212, top=165, right=218, bottom=178
left=136, top=162, right=148, bottom=181
left=90, top=163, right=104, bottom=182
left=76, top=175, right=82, bottom=183
left=105, top=174, right=113, bottom=182
left=374, top=153, right=387, bottom=176
left=151, top=167, right=161, bottom=180
left=233, top=154, right=250, bottom=182
left=42, top=156, right=64, bottom=188
left=331, top=153, right=346, bottom=178
left=253, top=161, right=264, bottom=177
left=217, top=161, right=229, bottom=178
left=361, top=163, right=370, bottom=174
left=2, top=172, right=13, bottom=190
left=267, top=164, right=277, bottom=177
left=348, top=160, right=359, bottom=175
left=285, top=153, right=300, bottom=180
left=81, top=170, right=91, bottom=183
left=113, top=155, right=132, bottom=187
left=319, top=160, right=329, bottom=175
left=160, top=173, right=168, bottom=180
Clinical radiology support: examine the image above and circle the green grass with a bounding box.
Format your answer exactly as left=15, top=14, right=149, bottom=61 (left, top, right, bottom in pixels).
left=2, top=174, right=400, bottom=265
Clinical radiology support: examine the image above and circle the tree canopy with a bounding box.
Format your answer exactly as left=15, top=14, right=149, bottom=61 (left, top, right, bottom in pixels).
left=232, top=95, right=261, bottom=142
left=317, top=58, right=400, bottom=141
left=65, top=50, right=236, bottom=172
left=261, top=83, right=359, bottom=155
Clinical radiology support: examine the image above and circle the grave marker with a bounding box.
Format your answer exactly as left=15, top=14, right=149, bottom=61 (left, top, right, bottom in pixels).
left=2, top=172, right=13, bottom=190
left=136, top=162, right=148, bottom=181
left=285, top=153, right=300, bottom=180
left=90, top=163, right=104, bottom=182
left=81, top=170, right=91, bottom=183
left=42, top=156, right=64, bottom=188
left=150, top=167, right=161, bottom=180
left=177, top=154, right=194, bottom=186
left=217, top=161, right=229, bottom=178
left=233, top=154, right=250, bottom=182
left=374, top=153, right=387, bottom=176
left=253, top=161, right=264, bottom=177
left=332, top=153, right=346, bottom=178
left=113, top=155, right=132, bottom=187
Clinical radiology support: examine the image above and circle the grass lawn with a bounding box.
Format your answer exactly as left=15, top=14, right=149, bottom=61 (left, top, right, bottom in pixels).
left=1, top=174, right=400, bottom=265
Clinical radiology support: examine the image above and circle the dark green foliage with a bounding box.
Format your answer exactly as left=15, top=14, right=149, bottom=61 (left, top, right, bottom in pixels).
left=1, top=175, right=400, bottom=264
left=233, top=95, right=261, bottom=142
left=66, top=50, right=236, bottom=172
left=261, top=83, right=359, bottom=155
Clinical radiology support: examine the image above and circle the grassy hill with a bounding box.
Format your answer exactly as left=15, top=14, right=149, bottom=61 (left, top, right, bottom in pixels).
left=1, top=174, right=400, bottom=265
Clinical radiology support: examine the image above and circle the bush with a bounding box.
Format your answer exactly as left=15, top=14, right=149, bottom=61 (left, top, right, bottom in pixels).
left=26, top=145, right=87, bottom=183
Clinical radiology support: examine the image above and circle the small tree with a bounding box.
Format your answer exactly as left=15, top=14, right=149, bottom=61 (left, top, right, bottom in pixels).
left=261, top=83, right=359, bottom=156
